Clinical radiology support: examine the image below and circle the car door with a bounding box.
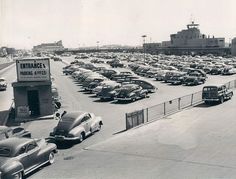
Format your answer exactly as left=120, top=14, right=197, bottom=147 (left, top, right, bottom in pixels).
left=81, top=115, right=90, bottom=134
left=25, top=142, right=40, bottom=170
left=84, top=114, right=92, bottom=134
left=16, top=145, right=31, bottom=171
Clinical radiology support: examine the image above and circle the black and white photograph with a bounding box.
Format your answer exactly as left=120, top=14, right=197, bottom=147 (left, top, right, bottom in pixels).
left=0, top=0, right=236, bottom=178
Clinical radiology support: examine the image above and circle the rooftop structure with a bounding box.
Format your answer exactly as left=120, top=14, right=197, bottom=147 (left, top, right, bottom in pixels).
left=33, top=40, right=64, bottom=53
left=170, top=21, right=225, bottom=48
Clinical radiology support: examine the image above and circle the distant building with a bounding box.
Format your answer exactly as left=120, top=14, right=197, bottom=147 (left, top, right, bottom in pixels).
left=170, top=22, right=225, bottom=48
left=143, top=21, right=228, bottom=55
left=33, top=40, right=64, bottom=53
left=232, top=38, right=236, bottom=56
left=143, top=43, right=161, bottom=52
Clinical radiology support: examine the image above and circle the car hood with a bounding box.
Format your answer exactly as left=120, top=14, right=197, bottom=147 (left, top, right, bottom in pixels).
left=0, top=157, right=14, bottom=168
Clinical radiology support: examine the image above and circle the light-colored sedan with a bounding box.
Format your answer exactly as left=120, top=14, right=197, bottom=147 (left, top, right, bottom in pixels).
left=50, top=111, right=103, bottom=142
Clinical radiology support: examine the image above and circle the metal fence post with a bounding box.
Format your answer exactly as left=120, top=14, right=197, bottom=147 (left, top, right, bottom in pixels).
left=178, top=98, right=181, bottom=110
left=164, top=102, right=166, bottom=116
left=146, top=108, right=148, bottom=122
left=191, top=94, right=193, bottom=106
left=125, top=113, right=128, bottom=130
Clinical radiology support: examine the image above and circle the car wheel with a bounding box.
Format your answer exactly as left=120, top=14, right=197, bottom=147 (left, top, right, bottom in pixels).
left=48, top=152, right=55, bottom=164
left=79, top=133, right=84, bottom=143
left=144, top=92, right=148, bottom=98
left=220, top=96, right=224, bottom=104
left=97, top=124, right=102, bottom=131
left=14, top=172, right=23, bottom=179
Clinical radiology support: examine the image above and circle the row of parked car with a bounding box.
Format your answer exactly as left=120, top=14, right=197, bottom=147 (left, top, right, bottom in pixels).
left=0, top=108, right=103, bottom=178
left=63, top=61, right=157, bottom=102
left=69, top=52, right=236, bottom=87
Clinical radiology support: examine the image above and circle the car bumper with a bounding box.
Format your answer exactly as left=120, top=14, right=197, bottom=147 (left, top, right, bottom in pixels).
left=114, top=97, right=132, bottom=101
left=0, top=86, right=7, bottom=90
left=50, top=135, right=80, bottom=141
left=203, top=98, right=219, bottom=101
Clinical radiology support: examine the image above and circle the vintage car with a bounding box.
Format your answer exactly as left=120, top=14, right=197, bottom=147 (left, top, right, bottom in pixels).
left=168, top=72, right=187, bottom=85
left=96, top=82, right=121, bottom=100
left=221, top=67, right=236, bottom=75
left=0, top=137, right=57, bottom=179
left=130, top=79, right=156, bottom=93
left=0, top=77, right=7, bottom=91
left=182, top=76, right=203, bottom=86
left=109, top=60, right=125, bottom=68
left=0, top=126, right=31, bottom=141
left=99, top=69, right=119, bottom=79
left=202, top=84, right=233, bottom=104
left=82, top=76, right=107, bottom=91
left=50, top=111, right=103, bottom=142
left=163, top=71, right=179, bottom=83
left=154, top=70, right=169, bottom=81
left=114, top=84, right=148, bottom=102
left=92, top=80, right=118, bottom=95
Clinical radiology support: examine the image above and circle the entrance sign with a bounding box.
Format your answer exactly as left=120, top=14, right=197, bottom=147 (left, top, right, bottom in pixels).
left=16, top=58, right=50, bottom=82
left=17, top=106, right=30, bottom=118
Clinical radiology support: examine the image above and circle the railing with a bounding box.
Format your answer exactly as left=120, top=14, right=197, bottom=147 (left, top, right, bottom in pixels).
left=125, top=79, right=236, bottom=130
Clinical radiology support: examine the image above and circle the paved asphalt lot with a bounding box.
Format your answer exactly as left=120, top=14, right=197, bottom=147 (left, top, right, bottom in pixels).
left=29, top=85, right=236, bottom=179
left=1, top=56, right=236, bottom=178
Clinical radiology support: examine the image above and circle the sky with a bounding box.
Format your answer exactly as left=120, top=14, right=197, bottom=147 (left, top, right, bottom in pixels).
left=0, top=0, right=236, bottom=49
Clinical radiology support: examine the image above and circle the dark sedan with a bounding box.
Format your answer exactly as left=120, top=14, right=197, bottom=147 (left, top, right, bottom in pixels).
left=114, top=84, right=148, bottom=102
left=97, top=83, right=121, bottom=100
left=0, top=126, right=31, bottom=141
left=131, top=79, right=156, bottom=93
left=0, top=137, right=57, bottom=179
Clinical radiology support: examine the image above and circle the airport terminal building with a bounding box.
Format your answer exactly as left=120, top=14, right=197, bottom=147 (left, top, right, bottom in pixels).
left=144, top=22, right=229, bottom=56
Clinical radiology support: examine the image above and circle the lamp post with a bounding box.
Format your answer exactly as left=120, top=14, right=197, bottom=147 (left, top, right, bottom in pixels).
left=141, top=35, right=147, bottom=59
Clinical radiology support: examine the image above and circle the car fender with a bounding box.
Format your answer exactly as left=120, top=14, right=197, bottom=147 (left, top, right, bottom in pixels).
left=1, top=160, right=24, bottom=177
left=91, top=117, right=103, bottom=129
left=69, top=126, right=85, bottom=136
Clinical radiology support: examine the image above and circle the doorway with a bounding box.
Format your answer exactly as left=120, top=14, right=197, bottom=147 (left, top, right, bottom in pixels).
left=27, top=90, right=40, bottom=116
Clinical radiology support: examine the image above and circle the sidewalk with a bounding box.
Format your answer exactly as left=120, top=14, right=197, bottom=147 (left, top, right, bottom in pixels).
left=82, top=97, right=236, bottom=178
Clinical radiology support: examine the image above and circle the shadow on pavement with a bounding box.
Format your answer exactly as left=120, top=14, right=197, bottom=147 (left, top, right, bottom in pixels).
left=93, top=98, right=113, bottom=103
left=113, top=129, right=127, bottom=135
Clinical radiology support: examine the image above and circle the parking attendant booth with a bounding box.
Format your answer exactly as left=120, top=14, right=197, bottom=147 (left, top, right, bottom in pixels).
left=12, top=57, right=53, bottom=121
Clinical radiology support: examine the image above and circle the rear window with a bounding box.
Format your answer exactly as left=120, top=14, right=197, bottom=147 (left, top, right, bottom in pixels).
left=203, top=87, right=217, bottom=91
left=0, top=147, right=11, bottom=157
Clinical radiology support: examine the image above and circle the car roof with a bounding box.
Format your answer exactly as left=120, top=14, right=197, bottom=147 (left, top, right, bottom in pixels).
left=62, top=111, right=87, bottom=120
left=0, top=137, right=33, bottom=150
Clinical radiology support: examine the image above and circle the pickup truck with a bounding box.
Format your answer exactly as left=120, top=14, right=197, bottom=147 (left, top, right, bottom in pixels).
left=202, top=85, right=233, bottom=104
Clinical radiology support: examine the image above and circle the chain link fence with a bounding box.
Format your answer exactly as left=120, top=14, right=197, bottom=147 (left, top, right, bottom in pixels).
left=126, top=79, right=236, bottom=130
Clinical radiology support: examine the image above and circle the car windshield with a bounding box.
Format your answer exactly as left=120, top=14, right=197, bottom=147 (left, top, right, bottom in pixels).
left=0, top=147, right=11, bottom=157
